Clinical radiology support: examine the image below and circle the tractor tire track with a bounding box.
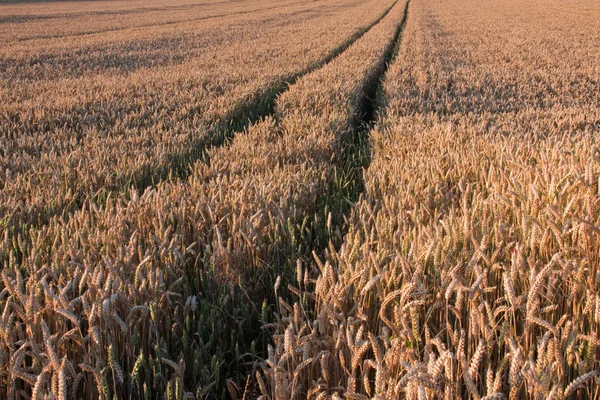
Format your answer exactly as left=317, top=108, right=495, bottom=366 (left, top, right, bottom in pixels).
left=0, top=0, right=400, bottom=254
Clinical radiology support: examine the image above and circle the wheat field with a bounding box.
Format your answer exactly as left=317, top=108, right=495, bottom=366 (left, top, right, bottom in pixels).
left=0, top=0, right=598, bottom=398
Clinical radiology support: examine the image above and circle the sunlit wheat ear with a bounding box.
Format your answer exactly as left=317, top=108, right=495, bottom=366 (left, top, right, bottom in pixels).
left=3, top=0, right=600, bottom=398
left=563, top=371, right=599, bottom=398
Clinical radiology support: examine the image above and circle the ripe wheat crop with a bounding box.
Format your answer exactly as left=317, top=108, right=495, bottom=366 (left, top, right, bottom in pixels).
left=263, top=0, right=600, bottom=398
left=1, top=0, right=400, bottom=397
left=1, top=0, right=598, bottom=398
left=0, top=0, right=385, bottom=233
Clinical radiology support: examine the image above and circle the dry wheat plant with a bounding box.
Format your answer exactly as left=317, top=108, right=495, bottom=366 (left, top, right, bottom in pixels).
left=1, top=0, right=387, bottom=232
left=2, top=0, right=599, bottom=398
left=260, top=0, right=600, bottom=398
left=0, top=0, right=407, bottom=397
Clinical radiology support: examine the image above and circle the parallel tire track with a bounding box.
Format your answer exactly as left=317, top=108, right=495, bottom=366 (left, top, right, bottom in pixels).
left=255, top=0, right=411, bottom=396
left=0, top=0, right=397, bottom=237
left=170, top=0, right=401, bottom=180
left=0, top=2, right=409, bottom=398
left=225, top=0, right=411, bottom=393
left=321, top=0, right=411, bottom=251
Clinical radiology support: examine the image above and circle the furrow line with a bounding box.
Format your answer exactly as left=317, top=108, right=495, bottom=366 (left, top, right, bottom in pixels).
left=335, top=0, right=411, bottom=215
left=255, top=0, right=411, bottom=395
left=169, top=0, right=401, bottom=179
left=0, top=0, right=410, bottom=398
left=0, top=0, right=394, bottom=237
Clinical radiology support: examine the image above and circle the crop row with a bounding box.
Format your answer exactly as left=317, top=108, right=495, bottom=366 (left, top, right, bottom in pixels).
left=262, top=0, right=600, bottom=398
left=0, top=0, right=307, bottom=42
left=0, top=0, right=384, bottom=233
left=0, top=0, right=405, bottom=397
